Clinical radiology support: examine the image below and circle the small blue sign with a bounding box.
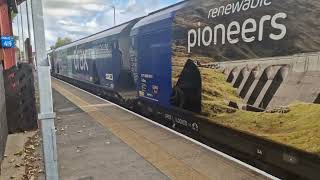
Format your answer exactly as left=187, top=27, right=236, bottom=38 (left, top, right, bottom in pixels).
left=0, top=36, right=15, bottom=48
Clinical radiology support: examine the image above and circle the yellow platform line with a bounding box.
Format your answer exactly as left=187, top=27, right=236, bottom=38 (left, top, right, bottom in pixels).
left=52, top=80, right=209, bottom=180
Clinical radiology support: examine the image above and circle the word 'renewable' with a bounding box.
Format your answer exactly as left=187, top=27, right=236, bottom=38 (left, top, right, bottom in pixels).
left=208, top=0, right=272, bottom=19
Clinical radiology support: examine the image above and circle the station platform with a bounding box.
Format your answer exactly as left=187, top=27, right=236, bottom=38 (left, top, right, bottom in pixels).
left=51, top=78, right=271, bottom=180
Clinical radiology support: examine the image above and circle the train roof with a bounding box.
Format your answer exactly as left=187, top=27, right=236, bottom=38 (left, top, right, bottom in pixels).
left=53, top=1, right=187, bottom=52
left=131, top=1, right=187, bottom=35
left=54, top=18, right=141, bottom=52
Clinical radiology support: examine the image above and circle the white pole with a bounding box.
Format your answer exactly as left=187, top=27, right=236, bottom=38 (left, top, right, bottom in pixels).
left=26, top=0, right=32, bottom=41
left=31, top=0, right=59, bottom=179
left=111, top=5, right=116, bottom=26
left=19, top=4, right=25, bottom=62
left=26, top=0, right=32, bottom=62
left=16, top=11, right=22, bottom=62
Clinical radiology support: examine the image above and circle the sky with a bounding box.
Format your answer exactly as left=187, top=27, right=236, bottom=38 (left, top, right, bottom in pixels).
left=12, top=0, right=182, bottom=49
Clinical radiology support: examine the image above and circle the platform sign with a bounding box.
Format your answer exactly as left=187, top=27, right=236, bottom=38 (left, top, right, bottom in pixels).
left=0, top=36, right=14, bottom=48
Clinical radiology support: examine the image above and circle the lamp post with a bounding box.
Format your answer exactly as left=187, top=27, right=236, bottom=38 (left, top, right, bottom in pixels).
left=16, top=11, right=22, bottom=62
left=111, top=5, right=116, bottom=26
left=26, top=0, right=33, bottom=63
left=26, top=0, right=32, bottom=41
left=19, top=4, right=25, bottom=62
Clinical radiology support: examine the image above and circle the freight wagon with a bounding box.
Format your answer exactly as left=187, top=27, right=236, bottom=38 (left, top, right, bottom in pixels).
left=51, top=0, right=320, bottom=179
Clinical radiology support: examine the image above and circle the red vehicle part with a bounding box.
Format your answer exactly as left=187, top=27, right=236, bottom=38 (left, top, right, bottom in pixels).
left=0, top=0, right=16, bottom=70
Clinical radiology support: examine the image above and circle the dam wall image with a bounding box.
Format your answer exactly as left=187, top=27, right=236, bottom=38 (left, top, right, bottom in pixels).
left=206, top=52, right=320, bottom=110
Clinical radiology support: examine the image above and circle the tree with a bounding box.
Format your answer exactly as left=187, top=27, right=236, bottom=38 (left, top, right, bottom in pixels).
left=13, top=36, right=19, bottom=46
left=11, top=11, right=17, bottom=20
left=52, top=37, right=72, bottom=49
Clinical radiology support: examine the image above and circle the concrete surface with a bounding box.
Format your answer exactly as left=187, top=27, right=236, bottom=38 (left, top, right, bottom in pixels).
left=52, top=78, right=269, bottom=180
left=53, top=90, right=168, bottom=180
left=0, top=65, right=8, bottom=165
left=221, top=52, right=320, bottom=109
left=269, top=71, right=320, bottom=108
left=0, top=132, right=35, bottom=179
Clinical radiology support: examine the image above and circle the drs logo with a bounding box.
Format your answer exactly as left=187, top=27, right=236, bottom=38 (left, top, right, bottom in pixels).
left=74, top=49, right=89, bottom=72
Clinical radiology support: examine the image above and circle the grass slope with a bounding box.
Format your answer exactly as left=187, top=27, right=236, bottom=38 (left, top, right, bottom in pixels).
left=214, top=103, right=320, bottom=154
left=200, top=67, right=243, bottom=115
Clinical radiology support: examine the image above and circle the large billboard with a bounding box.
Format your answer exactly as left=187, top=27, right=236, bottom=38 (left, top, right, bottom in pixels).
left=171, top=0, right=320, bottom=154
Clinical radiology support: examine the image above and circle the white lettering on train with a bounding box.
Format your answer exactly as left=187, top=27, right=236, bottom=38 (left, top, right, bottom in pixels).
left=207, top=0, right=272, bottom=19
left=74, top=49, right=89, bottom=72
left=188, top=13, right=287, bottom=53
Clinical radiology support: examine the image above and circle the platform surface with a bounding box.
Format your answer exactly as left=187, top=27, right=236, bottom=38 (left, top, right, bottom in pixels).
left=1, top=132, right=36, bottom=179
left=51, top=78, right=270, bottom=180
